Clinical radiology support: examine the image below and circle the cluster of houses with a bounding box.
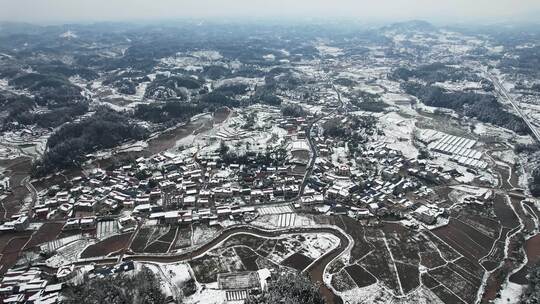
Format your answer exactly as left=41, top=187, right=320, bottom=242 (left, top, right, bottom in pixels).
left=299, top=136, right=453, bottom=225
left=0, top=268, right=62, bottom=304
left=28, top=144, right=310, bottom=229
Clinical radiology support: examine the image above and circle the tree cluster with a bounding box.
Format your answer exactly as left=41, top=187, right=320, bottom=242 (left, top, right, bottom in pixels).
left=62, top=267, right=175, bottom=304
left=281, top=104, right=307, bottom=117
left=144, top=75, right=203, bottom=100
left=522, top=263, right=540, bottom=304
left=9, top=72, right=83, bottom=105
left=32, top=107, right=148, bottom=176
left=246, top=273, right=324, bottom=304
left=530, top=166, right=540, bottom=197
left=392, top=63, right=481, bottom=84
left=134, top=101, right=205, bottom=125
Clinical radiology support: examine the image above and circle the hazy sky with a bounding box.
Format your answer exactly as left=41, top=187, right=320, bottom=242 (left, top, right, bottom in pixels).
left=0, top=0, right=539, bottom=24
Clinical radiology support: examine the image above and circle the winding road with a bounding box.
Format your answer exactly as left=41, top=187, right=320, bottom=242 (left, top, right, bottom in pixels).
left=76, top=224, right=351, bottom=304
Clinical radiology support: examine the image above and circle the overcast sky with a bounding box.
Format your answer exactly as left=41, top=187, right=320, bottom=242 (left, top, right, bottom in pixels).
left=0, top=0, right=539, bottom=24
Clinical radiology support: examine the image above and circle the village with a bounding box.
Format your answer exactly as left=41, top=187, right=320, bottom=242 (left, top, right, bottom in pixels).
left=0, top=18, right=540, bottom=304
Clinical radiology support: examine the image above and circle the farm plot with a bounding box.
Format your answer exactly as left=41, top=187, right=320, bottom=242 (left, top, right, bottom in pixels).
left=267, top=236, right=303, bottom=264
left=297, top=233, right=339, bottom=260
left=344, top=264, right=377, bottom=288
left=80, top=232, right=133, bottom=258
left=331, top=268, right=358, bottom=292
left=430, top=285, right=467, bottom=304
left=457, top=209, right=500, bottom=240
left=45, top=238, right=95, bottom=268
left=480, top=228, right=506, bottom=271
left=454, top=256, right=485, bottom=278
left=171, top=226, right=192, bottom=250
left=524, top=201, right=540, bottom=219
left=382, top=224, right=422, bottom=293
left=255, top=256, right=279, bottom=270
left=395, top=262, right=420, bottom=294
left=420, top=272, right=440, bottom=289
left=493, top=194, right=519, bottom=229
left=257, top=205, right=294, bottom=215
left=96, top=220, right=119, bottom=240
left=359, top=230, right=401, bottom=295
left=40, top=234, right=84, bottom=253
left=334, top=216, right=373, bottom=263
left=24, top=222, right=64, bottom=250
left=417, top=233, right=447, bottom=269
left=189, top=247, right=245, bottom=283
left=510, top=233, right=540, bottom=284
left=432, top=218, right=494, bottom=261
left=256, top=239, right=278, bottom=257
left=145, top=227, right=178, bottom=253
left=281, top=252, right=313, bottom=271
left=192, top=224, right=221, bottom=246
left=428, top=265, right=480, bottom=304
left=234, top=246, right=259, bottom=271
left=130, top=226, right=170, bottom=253
left=383, top=223, right=420, bottom=263
left=0, top=235, right=32, bottom=275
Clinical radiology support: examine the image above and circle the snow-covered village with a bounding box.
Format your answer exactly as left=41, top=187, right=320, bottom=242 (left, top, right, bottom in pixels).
left=1, top=6, right=540, bottom=304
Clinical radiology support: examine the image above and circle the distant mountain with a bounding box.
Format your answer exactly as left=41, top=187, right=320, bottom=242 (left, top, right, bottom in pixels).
left=382, top=20, right=438, bottom=33
left=0, top=22, right=44, bottom=35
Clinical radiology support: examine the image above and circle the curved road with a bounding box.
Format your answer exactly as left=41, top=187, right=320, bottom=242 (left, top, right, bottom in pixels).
left=77, top=225, right=350, bottom=304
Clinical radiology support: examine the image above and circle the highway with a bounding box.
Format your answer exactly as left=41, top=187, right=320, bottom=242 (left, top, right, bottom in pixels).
left=489, top=73, right=540, bottom=143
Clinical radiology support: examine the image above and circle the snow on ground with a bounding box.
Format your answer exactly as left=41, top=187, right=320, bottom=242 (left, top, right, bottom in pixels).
left=251, top=214, right=316, bottom=229
left=492, top=150, right=518, bottom=165
left=184, top=288, right=227, bottom=304
left=494, top=281, right=525, bottom=304
left=316, top=45, right=344, bottom=57
left=192, top=225, right=221, bottom=246
left=376, top=112, right=419, bottom=159
left=473, top=120, right=534, bottom=145
left=143, top=262, right=193, bottom=299
left=46, top=239, right=95, bottom=268
left=337, top=283, right=443, bottom=304
left=89, top=140, right=148, bottom=159
left=338, top=283, right=393, bottom=304
left=357, top=84, right=385, bottom=95
left=299, top=233, right=340, bottom=260
left=60, top=30, right=78, bottom=39
left=176, top=105, right=288, bottom=159
left=450, top=185, right=490, bottom=197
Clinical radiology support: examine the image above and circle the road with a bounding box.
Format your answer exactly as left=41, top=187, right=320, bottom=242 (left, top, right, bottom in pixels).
left=273, top=80, right=344, bottom=205
left=298, top=83, right=344, bottom=198
left=76, top=224, right=350, bottom=304
left=21, top=177, right=38, bottom=217
left=489, top=73, right=540, bottom=143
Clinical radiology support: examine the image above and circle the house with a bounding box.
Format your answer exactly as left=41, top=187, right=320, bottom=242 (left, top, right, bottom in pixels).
left=412, top=205, right=443, bottom=225
left=80, top=217, right=96, bottom=230
left=11, top=216, right=29, bottom=231
left=56, top=265, right=75, bottom=282
left=62, top=218, right=80, bottom=231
